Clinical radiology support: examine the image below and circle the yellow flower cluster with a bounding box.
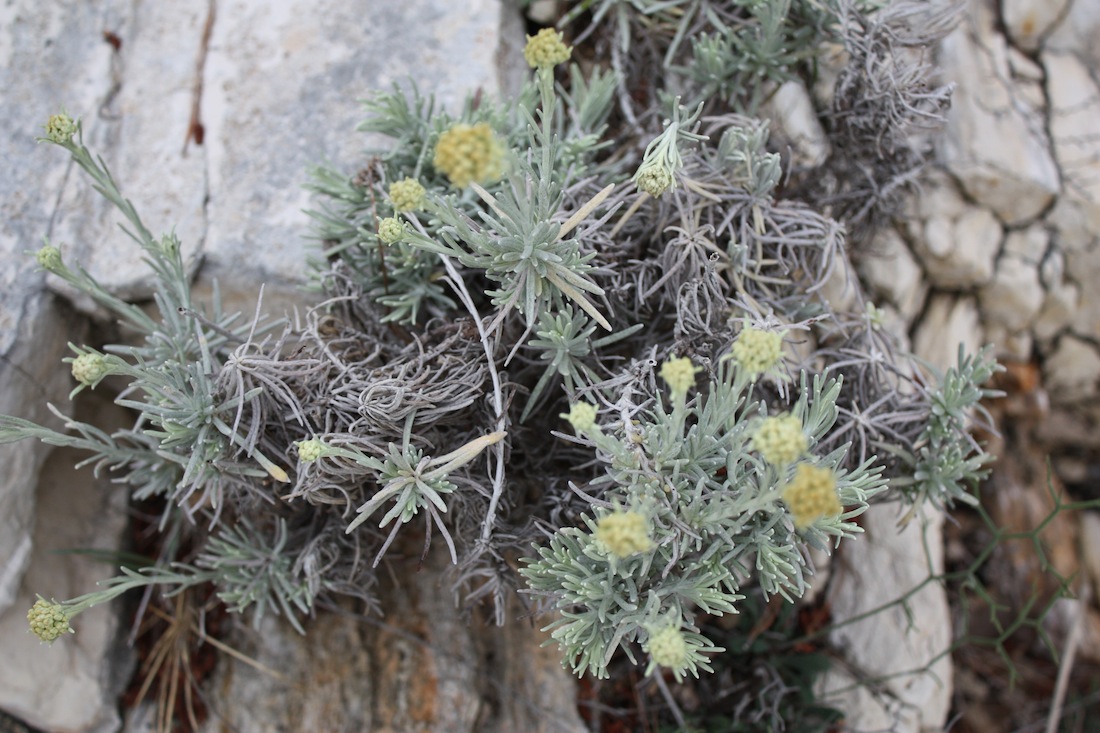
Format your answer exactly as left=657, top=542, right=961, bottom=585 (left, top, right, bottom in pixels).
left=731, top=326, right=783, bottom=376
left=646, top=624, right=688, bottom=669
left=71, top=353, right=109, bottom=386
left=388, top=178, right=425, bottom=213
left=595, top=510, right=652, bottom=558
left=659, top=356, right=701, bottom=397
left=562, top=401, right=598, bottom=433
left=752, top=415, right=807, bottom=466
left=523, top=27, right=571, bottom=69
left=296, top=439, right=326, bottom=463
left=635, top=166, right=673, bottom=197
left=377, top=216, right=405, bottom=244
left=27, top=598, right=72, bottom=643
left=44, top=113, right=77, bottom=145
left=782, top=464, right=842, bottom=529
left=36, top=244, right=63, bottom=272
left=433, top=123, right=504, bottom=189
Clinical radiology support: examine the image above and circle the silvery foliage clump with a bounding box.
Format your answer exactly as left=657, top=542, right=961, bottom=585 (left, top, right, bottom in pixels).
left=7, top=0, right=999, bottom=694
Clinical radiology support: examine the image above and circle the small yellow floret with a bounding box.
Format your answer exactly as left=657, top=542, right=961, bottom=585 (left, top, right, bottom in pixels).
left=27, top=598, right=72, bottom=643
left=595, top=510, right=652, bottom=558
left=782, top=464, right=842, bottom=529
left=296, top=439, right=327, bottom=463
left=659, top=356, right=701, bottom=397
left=635, top=166, right=673, bottom=197
left=44, top=113, right=77, bottom=145
left=523, top=28, right=571, bottom=69
left=71, top=353, right=108, bottom=386
left=646, top=624, right=688, bottom=669
left=752, top=415, right=807, bottom=466
left=36, top=244, right=63, bottom=272
left=389, top=178, right=426, bottom=213
left=433, top=123, right=504, bottom=189
left=731, top=327, right=783, bottom=375
left=561, top=401, right=598, bottom=433
left=377, top=217, right=405, bottom=244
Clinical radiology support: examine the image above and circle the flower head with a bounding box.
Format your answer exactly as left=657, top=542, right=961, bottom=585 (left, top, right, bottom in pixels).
left=752, top=415, right=807, bottom=466
left=295, top=439, right=327, bottom=463
left=782, top=463, right=842, bottom=528
left=595, top=509, right=652, bottom=558
left=645, top=623, right=689, bottom=670
left=659, top=356, right=701, bottom=397
left=731, top=326, right=784, bottom=376
left=433, top=123, right=505, bottom=189
left=71, top=352, right=109, bottom=386
left=44, top=113, right=77, bottom=145
left=35, top=244, right=64, bottom=272
left=377, top=216, right=405, bottom=244
left=27, top=598, right=73, bottom=643
left=561, top=401, right=598, bottom=434
left=635, top=166, right=673, bottom=197
left=389, top=178, right=426, bottom=213
left=524, top=28, right=571, bottom=69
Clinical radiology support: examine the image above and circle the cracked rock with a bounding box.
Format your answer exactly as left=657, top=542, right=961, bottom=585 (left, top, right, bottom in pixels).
left=938, top=0, right=1060, bottom=225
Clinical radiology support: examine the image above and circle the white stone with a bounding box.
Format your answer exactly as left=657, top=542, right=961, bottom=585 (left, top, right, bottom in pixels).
left=1044, top=335, right=1100, bottom=399
left=193, top=548, right=586, bottom=733
left=1002, top=0, right=1072, bottom=51
left=982, top=323, right=1033, bottom=361
left=916, top=205, right=1003, bottom=288
left=859, top=227, right=927, bottom=322
left=979, top=255, right=1045, bottom=332
left=938, top=0, right=1060, bottom=224
left=1045, top=52, right=1100, bottom=244
left=1066, top=244, right=1100, bottom=340
left=45, top=0, right=510, bottom=319
left=0, top=421, right=132, bottom=733
left=913, top=294, right=983, bottom=374
left=1035, top=280, right=1080, bottom=341
left=1046, top=0, right=1100, bottom=69
left=1003, top=225, right=1049, bottom=266
left=816, top=249, right=860, bottom=314
left=0, top=0, right=112, bottom=617
left=820, top=506, right=953, bottom=733
left=765, top=80, right=830, bottom=169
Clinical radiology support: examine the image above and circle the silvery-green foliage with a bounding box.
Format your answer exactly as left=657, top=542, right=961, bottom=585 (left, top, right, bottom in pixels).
left=522, top=362, right=887, bottom=679
left=898, top=345, right=1004, bottom=510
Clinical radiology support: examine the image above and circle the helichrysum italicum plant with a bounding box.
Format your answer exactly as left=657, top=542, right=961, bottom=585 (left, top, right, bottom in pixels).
left=12, top=5, right=1001, bottom=728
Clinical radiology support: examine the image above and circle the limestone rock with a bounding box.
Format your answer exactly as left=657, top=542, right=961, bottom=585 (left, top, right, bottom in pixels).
left=1034, top=279, right=1080, bottom=342
left=818, top=506, right=953, bottom=733
left=1045, top=51, right=1100, bottom=246
left=938, top=0, right=1060, bottom=225
left=1066, top=244, right=1100, bottom=340
left=913, top=294, right=983, bottom=374
left=1045, top=0, right=1100, bottom=70
left=1001, top=0, right=1072, bottom=51
left=906, top=172, right=1003, bottom=288
left=0, top=395, right=133, bottom=733
left=195, top=548, right=585, bottom=733
left=979, top=255, right=1045, bottom=332
left=1044, top=335, right=1100, bottom=401
left=859, top=226, right=927, bottom=323
left=41, top=0, right=509, bottom=319
left=765, top=80, right=830, bottom=169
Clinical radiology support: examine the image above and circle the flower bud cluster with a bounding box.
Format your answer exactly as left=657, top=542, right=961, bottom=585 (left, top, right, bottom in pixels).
left=27, top=598, right=72, bottom=643
left=782, top=463, right=842, bottom=528
left=595, top=509, right=652, bottom=558
left=731, top=326, right=783, bottom=376
left=752, top=415, right=807, bottom=466
left=523, top=28, right=571, bottom=69
left=388, top=178, right=425, bottom=213
left=433, top=123, right=504, bottom=189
